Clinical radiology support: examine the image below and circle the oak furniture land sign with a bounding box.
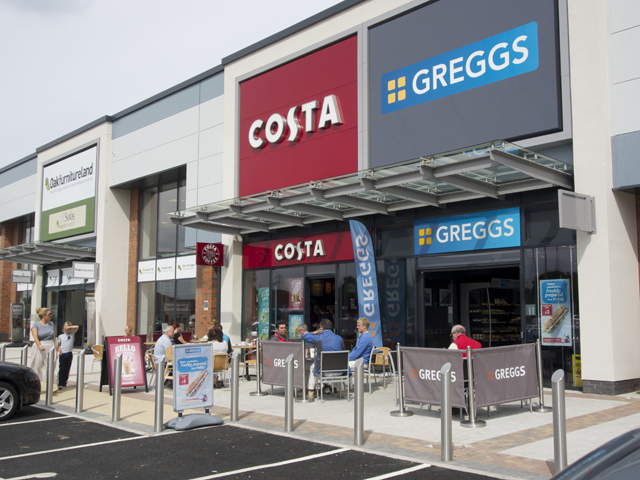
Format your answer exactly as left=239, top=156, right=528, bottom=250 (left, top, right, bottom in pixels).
left=173, top=343, right=214, bottom=412
left=540, top=279, right=572, bottom=346
left=472, top=344, right=538, bottom=408
left=72, top=261, right=98, bottom=280
left=11, top=269, right=35, bottom=284
left=239, top=36, right=358, bottom=197
left=41, top=146, right=97, bottom=241
left=261, top=342, right=304, bottom=389
left=105, top=335, right=147, bottom=390
left=402, top=347, right=465, bottom=408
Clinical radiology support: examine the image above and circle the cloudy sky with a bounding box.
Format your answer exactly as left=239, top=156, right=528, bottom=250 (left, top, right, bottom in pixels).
left=0, top=0, right=343, bottom=169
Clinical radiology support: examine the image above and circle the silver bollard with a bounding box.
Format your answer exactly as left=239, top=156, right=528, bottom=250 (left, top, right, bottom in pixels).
left=440, top=362, right=453, bottom=462
left=75, top=350, right=85, bottom=413
left=390, top=344, right=414, bottom=417
left=354, top=358, right=365, bottom=446
left=249, top=340, right=268, bottom=397
left=533, top=340, right=552, bottom=413
left=296, top=340, right=313, bottom=403
left=284, top=353, right=294, bottom=432
left=112, top=354, right=122, bottom=422
left=46, top=349, right=55, bottom=406
left=21, top=344, right=29, bottom=366
left=230, top=351, right=240, bottom=423
left=460, top=347, right=486, bottom=428
left=552, top=370, right=567, bottom=473
left=154, top=356, right=165, bottom=433
left=0, top=343, right=6, bottom=362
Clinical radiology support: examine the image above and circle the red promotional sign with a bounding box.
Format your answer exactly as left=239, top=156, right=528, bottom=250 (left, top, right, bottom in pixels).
left=105, top=335, right=146, bottom=389
left=239, top=36, right=358, bottom=197
left=196, top=243, right=224, bottom=266
left=243, top=230, right=354, bottom=269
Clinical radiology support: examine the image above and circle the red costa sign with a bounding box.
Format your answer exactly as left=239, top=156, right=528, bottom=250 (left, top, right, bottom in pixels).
left=239, top=36, right=358, bottom=197
left=243, top=231, right=354, bottom=269
left=196, top=243, right=224, bottom=266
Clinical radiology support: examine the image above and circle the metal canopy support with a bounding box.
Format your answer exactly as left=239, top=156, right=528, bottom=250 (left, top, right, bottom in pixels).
left=0, top=242, right=96, bottom=266
left=290, top=203, right=344, bottom=221
left=170, top=217, right=242, bottom=235
left=377, top=185, right=440, bottom=207
left=438, top=175, right=500, bottom=198
left=247, top=210, right=306, bottom=227
left=489, top=149, right=573, bottom=189
left=330, top=195, right=389, bottom=215
left=433, top=156, right=498, bottom=177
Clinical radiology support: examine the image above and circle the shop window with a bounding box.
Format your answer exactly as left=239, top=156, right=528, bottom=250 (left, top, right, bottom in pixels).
left=338, top=263, right=358, bottom=342
left=137, top=282, right=155, bottom=336
left=242, top=270, right=270, bottom=342
left=177, top=180, right=196, bottom=255
left=376, top=225, right=414, bottom=259
left=155, top=281, right=176, bottom=332
left=175, top=278, right=196, bottom=333
left=272, top=267, right=304, bottom=338
left=157, top=182, right=178, bottom=258
left=139, top=187, right=158, bottom=260
left=524, top=204, right=575, bottom=246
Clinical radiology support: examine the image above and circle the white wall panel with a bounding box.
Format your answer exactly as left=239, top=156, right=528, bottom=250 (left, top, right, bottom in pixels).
left=110, top=133, right=198, bottom=187
left=186, top=160, right=198, bottom=192
left=609, top=0, right=640, bottom=33
left=112, top=106, right=199, bottom=164
left=199, top=95, right=224, bottom=131
left=198, top=125, right=224, bottom=160
left=186, top=188, right=198, bottom=209
left=197, top=183, right=224, bottom=205
left=0, top=175, right=36, bottom=222
left=197, top=153, right=223, bottom=189
left=610, top=78, right=640, bottom=135
left=609, top=26, right=640, bottom=84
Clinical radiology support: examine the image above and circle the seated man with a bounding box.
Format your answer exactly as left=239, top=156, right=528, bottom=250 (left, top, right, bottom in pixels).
left=299, top=318, right=345, bottom=400
left=348, top=317, right=373, bottom=369
left=270, top=320, right=290, bottom=342
left=448, top=324, right=481, bottom=357
left=154, top=325, right=174, bottom=363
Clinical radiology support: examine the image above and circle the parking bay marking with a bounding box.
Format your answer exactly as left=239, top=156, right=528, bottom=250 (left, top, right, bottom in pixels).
left=364, top=464, right=431, bottom=479
left=0, top=417, right=69, bottom=428
left=0, top=436, right=146, bottom=461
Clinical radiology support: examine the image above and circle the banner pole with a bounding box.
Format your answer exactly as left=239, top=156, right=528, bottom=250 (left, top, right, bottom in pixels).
left=533, top=339, right=552, bottom=412
left=75, top=350, right=85, bottom=413
left=154, top=356, right=165, bottom=433
left=296, top=339, right=313, bottom=403
left=354, top=358, right=365, bottom=446
left=230, top=351, right=240, bottom=422
left=112, top=353, right=122, bottom=422
left=390, top=344, right=413, bottom=417
left=45, top=349, right=54, bottom=406
left=460, top=347, right=486, bottom=428
left=440, top=362, right=453, bottom=462
left=249, top=339, right=268, bottom=397
left=284, top=354, right=294, bottom=432
left=552, top=370, right=568, bottom=473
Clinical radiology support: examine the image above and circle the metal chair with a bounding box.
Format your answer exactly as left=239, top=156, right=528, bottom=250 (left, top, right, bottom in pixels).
left=243, top=346, right=260, bottom=379
left=316, top=350, right=350, bottom=403
left=366, top=346, right=392, bottom=393
left=91, top=345, right=103, bottom=373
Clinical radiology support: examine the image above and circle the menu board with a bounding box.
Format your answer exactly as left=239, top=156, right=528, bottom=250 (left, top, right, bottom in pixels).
left=289, top=278, right=303, bottom=311
left=540, top=279, right=572, bottom=346
left=258, top=287, right=270, bottom=341
left=173, top=343, right=214, bottom=412
left=105, top=335, right=147, bottom=390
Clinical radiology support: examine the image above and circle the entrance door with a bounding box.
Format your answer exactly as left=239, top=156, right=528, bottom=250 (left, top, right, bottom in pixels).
left=423, top=276, right=455, bottom=348
left=307, top=277, right=336, bottom=329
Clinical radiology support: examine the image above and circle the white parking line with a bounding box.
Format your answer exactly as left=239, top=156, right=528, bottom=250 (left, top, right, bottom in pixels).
left=0, top=436, right=146, bottom=461
left=188, top=448, right=350, bottom=479
left=364, top=464, right=431, bottom=479
left=0, top=417, right=69, bottom=427
left=0, top=473, right=57, bottom=479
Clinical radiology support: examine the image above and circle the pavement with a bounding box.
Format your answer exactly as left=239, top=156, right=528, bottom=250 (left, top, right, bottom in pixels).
left=4, top=347, right=640, bottom=480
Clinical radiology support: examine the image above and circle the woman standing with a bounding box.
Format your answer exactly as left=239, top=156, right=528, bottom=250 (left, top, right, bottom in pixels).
left=29, top=307, right=58, bottom=394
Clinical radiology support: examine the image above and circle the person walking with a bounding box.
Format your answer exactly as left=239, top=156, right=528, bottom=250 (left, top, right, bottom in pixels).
left=29, top=307, right=58, bottom=394
left=57, top=322, right=79, bottom=389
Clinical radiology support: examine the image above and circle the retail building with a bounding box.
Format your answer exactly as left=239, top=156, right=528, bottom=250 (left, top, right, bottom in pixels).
left=1, top=0, right=640, bottom=395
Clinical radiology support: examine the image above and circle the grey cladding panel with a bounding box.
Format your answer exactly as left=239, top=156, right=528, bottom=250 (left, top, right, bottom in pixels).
left=612, top=130, right=640, bottom=189
left=0, top=158, right=37, bottom=188
left=200, top=73, right=224, bottom=103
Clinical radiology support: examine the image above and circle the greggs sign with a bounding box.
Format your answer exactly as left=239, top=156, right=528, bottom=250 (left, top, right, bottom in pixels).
left=239, top=36, right=358, bottom=197
left=243, top=231, right=354, bottom=269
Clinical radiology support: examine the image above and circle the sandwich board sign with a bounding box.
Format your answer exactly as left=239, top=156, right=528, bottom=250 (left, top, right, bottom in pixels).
left=173, top=343, right=214, bottom=412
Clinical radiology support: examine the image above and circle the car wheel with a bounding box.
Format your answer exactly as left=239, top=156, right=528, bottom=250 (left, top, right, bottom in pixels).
left=0, top=382, right=19, bottom=421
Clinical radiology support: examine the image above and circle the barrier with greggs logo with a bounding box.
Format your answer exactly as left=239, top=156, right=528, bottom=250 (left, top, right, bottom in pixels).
left=261, top=341, right=304, bottom=389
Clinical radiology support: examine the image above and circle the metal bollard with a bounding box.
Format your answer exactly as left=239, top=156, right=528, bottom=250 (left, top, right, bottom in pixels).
left=552, top=370, right=567, bottom=473
left=249, top=340, right=268, bottom=397
left=440, top=362, right=453, bottom=462
left=284, top=354, right=294, bottom=432
left=533, top=340, right=552, bottom=413
left=354, top=358, right=365, bottom=446
left=0, top=343, right=6, bottom=362
left=154, top=356, right=165, bottom=433
left=460, top=347, right=486, bottom=428
left=390, top=344, right=414, bottom=417
left=75, top=350, right=85, bottom=413
left=112, top=354, right=122, bottom=422
left=230, top=351, right=240, bottom=423
left=296, top=340, right=313, bottom=403
left=21, top=344, right=29, bottom=366
left=46, top=349, right=55, bottom=406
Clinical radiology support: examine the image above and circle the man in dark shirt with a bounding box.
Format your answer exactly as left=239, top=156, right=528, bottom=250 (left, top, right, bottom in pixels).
left=300, top=318, right=345, bottom=399
left=270, top=320, right=290, bottom=342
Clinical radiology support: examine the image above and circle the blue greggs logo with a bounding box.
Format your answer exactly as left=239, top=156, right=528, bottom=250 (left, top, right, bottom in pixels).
left=415, top=208, right=521, bottom=255
left=382, top=23, right=539, bottom=114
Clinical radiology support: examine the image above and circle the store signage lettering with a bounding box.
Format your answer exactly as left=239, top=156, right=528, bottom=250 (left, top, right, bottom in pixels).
left=488, top=366, right=526, bottom=381
left=45, top=163, right=94, bottom=191
left=248, top=94, right=342, bottom=149
left=416, top=368, right=458, bottom=382
left=414, top=207, right=521, bottom=255
left=382, top=22, right=538, bottom=114
left=274, top=239, right=325, bottom=261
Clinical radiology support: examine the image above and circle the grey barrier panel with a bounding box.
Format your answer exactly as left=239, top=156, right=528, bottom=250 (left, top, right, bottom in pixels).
left=76, top=350, right=85, bottom=413
left=284, top=354, right=294, bottom=432
left=354, top=358, right=365, bottom=446
left=473, top=343, right=538, bottom=408
left=402, top=347, right=465, bottom=408
left=295, top=340, right=314, bottom=403
left=440, top=362, right=453, bottom=462
left=261, top=341, right=304, bottom=389
left=154, top=356, right=165, bottom=433
left=552, top=370, right=568, bottom=473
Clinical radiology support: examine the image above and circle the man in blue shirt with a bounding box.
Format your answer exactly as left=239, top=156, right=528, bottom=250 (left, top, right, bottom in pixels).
left=348, top=317, right=373, bottom=369
left=300, top=318, right=345, bottom=400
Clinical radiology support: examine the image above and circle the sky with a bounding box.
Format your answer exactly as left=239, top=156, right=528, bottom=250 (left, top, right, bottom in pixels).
left=0, top=0, right=344, bottom=169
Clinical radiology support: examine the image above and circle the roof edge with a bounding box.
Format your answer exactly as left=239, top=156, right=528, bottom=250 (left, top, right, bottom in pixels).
left=36, top=116, right=113, bottom=154
left=0, top=152, right=38, bottom=175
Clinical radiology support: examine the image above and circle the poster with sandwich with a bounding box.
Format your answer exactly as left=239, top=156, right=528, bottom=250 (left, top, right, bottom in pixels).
left=539, top=279, right=572, bottom=347
left=173, top=343, right=214, bottom=412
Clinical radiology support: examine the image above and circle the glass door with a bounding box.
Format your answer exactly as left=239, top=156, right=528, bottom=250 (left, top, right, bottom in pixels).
left=423, top=275, right=454, bottom=348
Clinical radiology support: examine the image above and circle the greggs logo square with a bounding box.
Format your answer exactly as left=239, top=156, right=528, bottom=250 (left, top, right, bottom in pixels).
left=381, top=23, right=539, bottom=114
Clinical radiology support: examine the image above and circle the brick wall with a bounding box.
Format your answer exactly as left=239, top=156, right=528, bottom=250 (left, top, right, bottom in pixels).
left=126, top=188, right=139, bottom=331
left=195, top=265, right=219, bottom=337
left=0, top=221, right=19, bottom=342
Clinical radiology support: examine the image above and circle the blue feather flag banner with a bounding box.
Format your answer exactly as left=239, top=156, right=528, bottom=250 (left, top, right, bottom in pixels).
left=349, top=220, right=382, bottom=348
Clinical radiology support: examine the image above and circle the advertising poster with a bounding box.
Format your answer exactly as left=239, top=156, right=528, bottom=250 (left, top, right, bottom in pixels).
left=289, top=315, right=303, bottom=339
left=258, top=287, right=270, bottom=341
left=105, top=336, right=146, bottom=389
left=289, top=278, right=303, bottom=311
left=540, top=279, right=572, bottom=346
left=173, top=343, right=214, bottom=412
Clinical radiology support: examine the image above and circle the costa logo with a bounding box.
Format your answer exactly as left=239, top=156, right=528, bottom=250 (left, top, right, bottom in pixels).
left=248, top=94, right=343, bottom=149
left=201, top=244, right=221, bottom=265
left=274, top=239, right=326, bottom=262
left=487, top=366, right=526, bottom=381
left=411, top=368, right=458, bottom=383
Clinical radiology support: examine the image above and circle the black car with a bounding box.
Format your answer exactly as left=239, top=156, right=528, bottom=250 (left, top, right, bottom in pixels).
left=0, top=361, right=41, bottom=421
